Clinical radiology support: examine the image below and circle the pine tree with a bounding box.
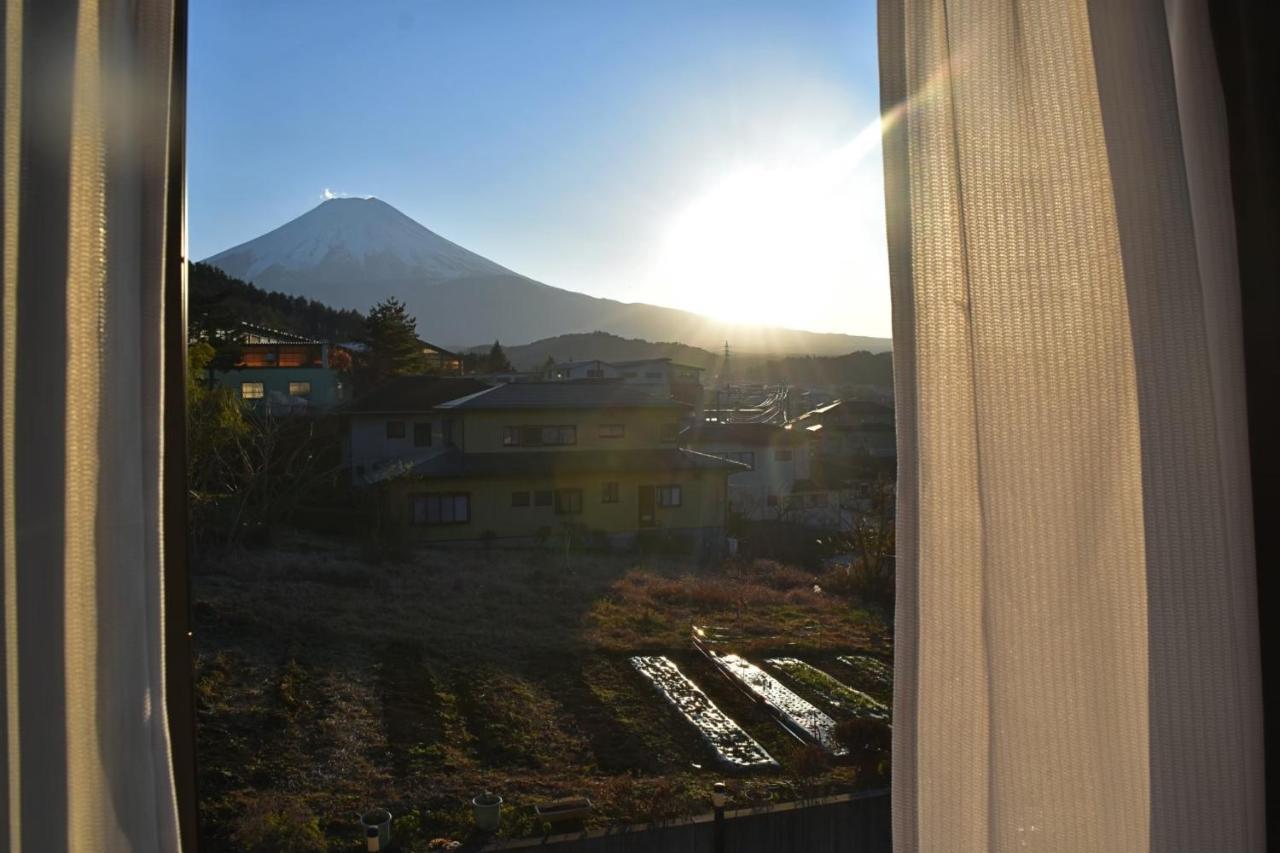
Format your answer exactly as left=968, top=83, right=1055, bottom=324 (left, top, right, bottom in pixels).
left=486, top=340, right=514, bottom=373
left=358, top=298, right=428, bottom=390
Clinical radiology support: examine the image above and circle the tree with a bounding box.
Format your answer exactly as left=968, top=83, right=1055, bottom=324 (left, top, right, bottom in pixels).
left=485, top=340, right=513, bottom=373
left=357, top=297, right=428, bottom=390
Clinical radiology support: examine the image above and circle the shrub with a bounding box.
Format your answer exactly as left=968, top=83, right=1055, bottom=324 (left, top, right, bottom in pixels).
left=231, top=795, right=326, bottom=853
left=833, top=717, right=892, bottom=783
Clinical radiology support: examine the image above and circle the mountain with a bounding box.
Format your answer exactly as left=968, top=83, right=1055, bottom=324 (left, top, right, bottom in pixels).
left=495, top=331, right=894, bottom=390
left=488, top=332, right=722, bottom=372
left=203, top=197, right=892, bottom=356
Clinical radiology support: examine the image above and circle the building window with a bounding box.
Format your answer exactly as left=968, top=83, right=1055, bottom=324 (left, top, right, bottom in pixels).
left=534, top=490, right=553, bottom=507
left=599, top=424, right=626, bottom=439
left=511, top=491, right=530, bottom=507
left=386, top=420, right=406, bottom=439
left=240, top=382, right=264, bottom=400
left=410, top=493, right=470, bottom=525
left=443, top=418, right=457, bottom=447
left=660, top=423, right=679, bottom=443
left=775, top=449, right=793, bottom=461
left=602, top=482, right=620, bottom=503
left=413, top=422, right=432, bottom=447
left=586, top=368, right=604, bottom=378
left=503, top=425, right=577, bottom=446
left=287, top=381, right=311, bottom=397
left=657, top=485, right=682, bottom=507
left=555, top=488, right=583, bottom=514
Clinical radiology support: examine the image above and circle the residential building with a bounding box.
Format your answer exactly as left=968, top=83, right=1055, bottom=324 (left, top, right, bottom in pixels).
left=549, top=359, right=618, bottom=381
left=788, top=399, right=896, bottom=464
left=609, top=358, right=705, bottom=415
left=344, top=376, right=492, bottom=483
left=211, top=322, right=348, bottom=412
left=370, top=382, right=743, bottom=549
left=682, top=422, right=842, bottom=528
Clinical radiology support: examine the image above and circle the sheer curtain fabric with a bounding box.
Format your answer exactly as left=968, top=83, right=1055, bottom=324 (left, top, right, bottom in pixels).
left=879, top=0, right=1265, bottom=850
left=1, top=1, right=183, bottom=851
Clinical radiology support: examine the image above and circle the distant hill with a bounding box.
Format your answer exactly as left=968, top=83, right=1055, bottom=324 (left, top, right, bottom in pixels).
left=203, top=197, right=892, bottom=356
left=490, top=330, right=893, bottom=389
left=492, top=332, right=722, bottom=372
left=737, top=351, right=894, bottom=388
left=188, top=261, right=366, bottom=342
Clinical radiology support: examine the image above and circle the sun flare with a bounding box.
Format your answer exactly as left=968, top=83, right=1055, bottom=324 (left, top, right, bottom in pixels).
left=650, top=118, right=888, bottom=334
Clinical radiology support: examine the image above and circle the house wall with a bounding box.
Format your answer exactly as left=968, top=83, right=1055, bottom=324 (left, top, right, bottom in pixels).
left=459, top=408, right=683, bottom=452
left=383, top=468, right=728, bottom=545
left=212, top=366, right=346, bottom=410
left=349, top=413, right=455, bottom=480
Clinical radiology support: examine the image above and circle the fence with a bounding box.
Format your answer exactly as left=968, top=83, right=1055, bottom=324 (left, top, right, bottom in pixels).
left=479, top=789, right=891, bottom=853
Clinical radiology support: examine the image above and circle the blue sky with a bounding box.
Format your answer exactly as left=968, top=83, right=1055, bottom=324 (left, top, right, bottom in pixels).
left=189, top=1, right=890, bottom=336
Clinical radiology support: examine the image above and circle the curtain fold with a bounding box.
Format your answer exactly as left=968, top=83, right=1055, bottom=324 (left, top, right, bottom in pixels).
left=1, top=1, right=182, bottom=851
left=879, top=0, right=1264, bottom=850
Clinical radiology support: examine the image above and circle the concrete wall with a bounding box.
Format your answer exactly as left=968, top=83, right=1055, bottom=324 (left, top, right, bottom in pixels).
left=479, top=790, right=891, bottom=853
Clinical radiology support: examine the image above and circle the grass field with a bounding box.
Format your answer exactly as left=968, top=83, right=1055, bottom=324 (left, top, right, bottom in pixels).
left=192, top=534, right=893, bottom=852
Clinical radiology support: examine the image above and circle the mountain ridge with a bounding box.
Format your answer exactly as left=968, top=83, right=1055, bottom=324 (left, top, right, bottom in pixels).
left=203, top=197, right=892, bottom=356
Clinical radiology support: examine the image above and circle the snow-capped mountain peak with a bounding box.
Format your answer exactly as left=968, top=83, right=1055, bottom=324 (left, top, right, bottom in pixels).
left=204, top=196, right=511, bottom=285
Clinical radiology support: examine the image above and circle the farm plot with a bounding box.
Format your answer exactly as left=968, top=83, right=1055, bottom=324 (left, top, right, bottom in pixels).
left=630, top=655, right=777, bottom=770
left=766, top=658, right=888, bottom=720
left=710, top=653, right=848, bottom=756
left=837, top=654, right=893, bottom=697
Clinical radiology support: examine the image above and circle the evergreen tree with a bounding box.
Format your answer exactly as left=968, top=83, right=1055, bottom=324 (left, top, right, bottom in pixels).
left=486, top=340, right=514, bottom=373
left=357, top=298, right=428, bottom=390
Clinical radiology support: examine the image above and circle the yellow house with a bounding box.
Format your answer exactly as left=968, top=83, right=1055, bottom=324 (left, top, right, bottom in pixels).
left=377, top=382, right=745, bottom=550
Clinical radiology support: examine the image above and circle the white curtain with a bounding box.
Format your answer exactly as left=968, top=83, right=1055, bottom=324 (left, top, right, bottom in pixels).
left=879, top=0, right=1265, bottom=850
left=1, top=1, right=182, bottom=851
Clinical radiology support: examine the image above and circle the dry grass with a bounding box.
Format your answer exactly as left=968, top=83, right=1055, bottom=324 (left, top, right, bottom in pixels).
left=193, top=534, right=890, bottom=851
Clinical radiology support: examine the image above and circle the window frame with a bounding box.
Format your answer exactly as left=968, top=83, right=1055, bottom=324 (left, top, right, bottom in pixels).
left=409, top=492, right=471, bottom=526
left=240, top=381, right=264, bottom=400
left=599, top=423, right=626, bottom=439
left=555, top=488, right=584, bottom=515
left=657, top=484, right=682, bottom=507
left=503, top=424, right=578, bottom=446
left=287, top=380, right=311, bottom=398
left=602, top=481, right=620, bottom=503
left=413, top=422, right=432, bottom=447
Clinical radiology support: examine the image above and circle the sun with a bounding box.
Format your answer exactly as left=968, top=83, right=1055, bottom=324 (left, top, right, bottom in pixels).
left=649, top=119, right=888, bottom=334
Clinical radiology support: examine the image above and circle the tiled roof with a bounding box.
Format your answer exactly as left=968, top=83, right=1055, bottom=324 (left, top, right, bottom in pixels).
left=438, top=382, right=687, bottom=410
left=344, top=376, right=492, bottom=414
left=682, top=422, right=805, bottom=447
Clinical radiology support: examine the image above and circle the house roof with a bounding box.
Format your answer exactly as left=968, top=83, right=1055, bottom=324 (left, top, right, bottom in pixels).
left=553, top=359, right=610, bottom=370
left=344, top=376, right=492, bottom=414
left=437, top=381, right=688, bottom=410
left=417, top=338, right=461, bottom=358
left=610, top=358, right=704, bottom=373
left=392, top=448, right=747, bottom=480
left=236, top=321, right=320, bottom=345
left=682, top=422, right=805, bottom=447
